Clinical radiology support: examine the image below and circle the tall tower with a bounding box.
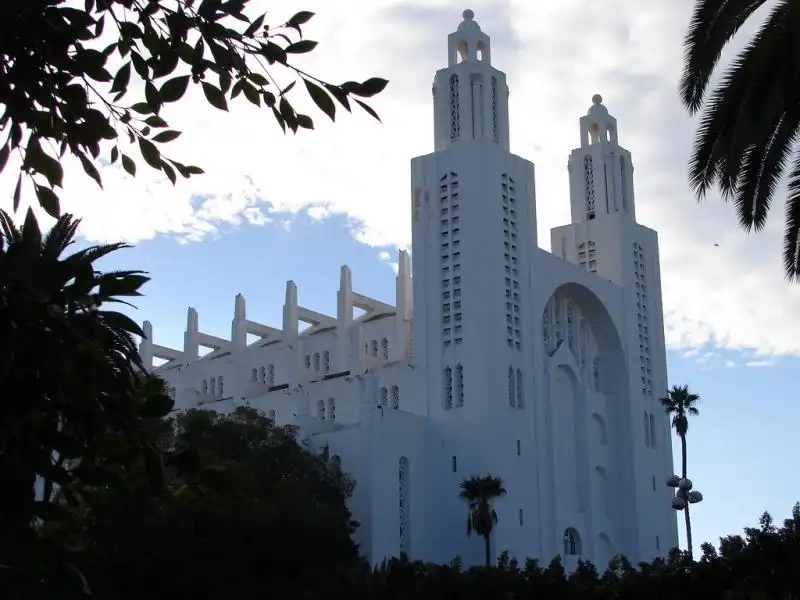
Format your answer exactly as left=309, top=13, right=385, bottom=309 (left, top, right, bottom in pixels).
left=551, top=96, right=679, bottom=560
left=410, top=9, right=538, bottom=565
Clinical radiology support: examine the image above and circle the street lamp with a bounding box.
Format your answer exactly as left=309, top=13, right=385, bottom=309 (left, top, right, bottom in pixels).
left=667, top=475, right=703, bottom=510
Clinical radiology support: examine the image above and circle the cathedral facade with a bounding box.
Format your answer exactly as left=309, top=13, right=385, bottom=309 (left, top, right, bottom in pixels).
left=141, top=10, right=679, bottom=570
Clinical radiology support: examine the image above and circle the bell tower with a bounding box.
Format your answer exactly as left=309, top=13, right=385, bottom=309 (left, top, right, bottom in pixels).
left=432, top=9, right=510, bottom=152
left=567, top=95, right=636, bottom=224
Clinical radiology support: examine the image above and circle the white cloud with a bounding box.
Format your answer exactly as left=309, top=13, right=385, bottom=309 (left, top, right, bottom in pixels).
left=1, top=0, right=799, bottom=356
left=724, top=360, right=736, bottom=368
left=745, top=360, right=774, bottom=368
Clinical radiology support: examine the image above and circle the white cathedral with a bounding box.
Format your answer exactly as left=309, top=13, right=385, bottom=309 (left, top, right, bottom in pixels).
left=141, top=10, right=679, bottom=570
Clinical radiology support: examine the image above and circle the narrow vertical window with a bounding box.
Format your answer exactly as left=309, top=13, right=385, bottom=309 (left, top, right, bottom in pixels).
left=451, top=456, right=457, bottom=472
left=267, top=364, right=275, bottom=386
left=516, top=440, right=521, bottom=456
left=313, top=352, right=320, bottom=371
left=327, top=398, right=336, bottom=421
left=399, top=457, right=410, bottom=556
left=449, top=74, right=460, bottom=139
left=584, top=155, right=596, bottom=219
left=380, top=387, right=388, bottom=407
left=317, top=399, right=325, bottom=420
left=443, top=367, right=453, bottom=410
left=508, top=367, right=515, bottom=407
left=491, top=76, right=498, bottom=141
left=209, top=377, right=216, bottom=397
left=382, top=337, right=390, bottom=360
left=455, top=363, right=464, bottom=407
left=218, top=375, right=224, bottom=397
left=251, top=367, right=258, bottom=381
left=649, top=413, right=657, bottom=447
left=371, top=340, right=378, bottom=357
left=516, top=368, right=524, bottom=409
left=323, top=351, right=330, bottom=373
left=259, top=366, right=266, bottom=383
left=644, top=411, right=651, bottom=447
left=391, top=385, right=400, bottom=409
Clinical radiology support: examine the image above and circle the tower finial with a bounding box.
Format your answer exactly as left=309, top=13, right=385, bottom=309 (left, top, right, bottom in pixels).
left=592, top=94, right=603, bottom=105
left=462, top=8, right=474, bottom=20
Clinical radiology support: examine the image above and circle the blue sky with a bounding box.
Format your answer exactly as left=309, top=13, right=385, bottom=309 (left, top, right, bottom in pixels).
left=2, top=0, right=798, bottom=557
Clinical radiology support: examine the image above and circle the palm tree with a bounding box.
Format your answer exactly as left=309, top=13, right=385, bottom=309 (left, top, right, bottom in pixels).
left=0, top=208, right=173, bottom=592
left=459, top=475, right=507, bottom=566
left=659, top=385, right=700, bottom=558
left=679, top=1, right=800, bottom=281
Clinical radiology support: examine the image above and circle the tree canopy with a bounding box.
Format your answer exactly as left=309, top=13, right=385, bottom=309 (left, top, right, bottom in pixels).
left=0, top=0, right=388, bottom=218
left=52, top=406, right=360, bottom=600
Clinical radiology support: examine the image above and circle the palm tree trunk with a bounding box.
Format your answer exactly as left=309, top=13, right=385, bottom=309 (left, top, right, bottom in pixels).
left=484, top=533, right=491, bottom=567
left=680, top=433, right=693, bottom=559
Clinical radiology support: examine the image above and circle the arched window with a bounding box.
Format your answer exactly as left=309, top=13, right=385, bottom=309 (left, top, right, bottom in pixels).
left=382, top=337, right=389, bottom=360
left=398, top=456, right=410, bottom=555
left=202, top=379, right=208, bottom=394
left=455, top=363, right=464, bottom=407
left=391, top=385, right=400, bottom=409
left=317, top=399, right=326, bottom=419
left=268, top=409, right=276, bottom=421
left=323, top=351, right=330, bottom=373
left=380, top=387, right=388, bottom=407
left=443, top=367, right=453, bottom=410
left=563, top=528, right=582, bottom=556
left=508, top=367, right=515, bottom=407
left=304, top=354, right=311, bottom=369
left=327, top=397, right=336, bottom=420
left=515, top=368, right=524, bottom=409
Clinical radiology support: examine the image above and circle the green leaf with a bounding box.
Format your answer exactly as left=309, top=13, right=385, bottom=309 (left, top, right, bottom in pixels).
left=345, top=77, right=389, bottom=98
left=355, top=99, right=382, bottom=123
left=285, top=40, right=318, bottom=54
left=138, top=138, right=162, bottom=169
left=111, top=62, right=132, bottom=94
left=152, top=130, right=182, bottom=143
left=0, top=144, right=9, bottom=173
left=296, top=114, right=314, bottom=130
left=202, top=82, right=228, bottom=111
left=243, top=13, right=265, bottom=37
left=25, top=137, right=64, bottom=188
left=121, top=153, right=136, bottom=176
left=78, top=153, right=103, bottom=188
left=144, top=115, right=168, bottom=128
left=145, top=81, right=162, bottom=114
left=248, top=72, right=268, bottom=86
left=303, top=79, right=335, bottom=122
left=159, top=75, right=190, bottom=103
left=287, top=11, right=314, bottom=28
left=162, top=161, right=177, bottom=184
left=130, top=102, right=151, bottom=114
left=34, top=184, right=61, bottom=218
left=13, top=173, right=22, bottom=211
left=110, top=146, right=119, bottom=163
left=241, top=82, right=260, bottom=106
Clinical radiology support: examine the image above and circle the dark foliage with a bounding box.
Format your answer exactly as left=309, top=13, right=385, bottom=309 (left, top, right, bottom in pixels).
left=54, top=406, right=360, bottom=600
left=0, top=0, right=388, bottom=217
left=0, top=208, right=174, bottom=596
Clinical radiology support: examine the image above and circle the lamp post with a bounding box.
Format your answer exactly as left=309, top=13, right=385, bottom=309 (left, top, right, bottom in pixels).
left=667, top=474, right=703, bottom=559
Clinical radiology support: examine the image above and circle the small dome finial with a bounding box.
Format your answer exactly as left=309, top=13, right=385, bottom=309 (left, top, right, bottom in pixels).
left=462, top=8, right=475, bottom=20
left=592, top=94, right=603, bottom=105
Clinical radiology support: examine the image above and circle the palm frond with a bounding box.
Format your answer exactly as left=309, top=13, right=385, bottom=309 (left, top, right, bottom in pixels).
left=782, top=155, right=800, bottom=280
left=41, top=213, right=80, bottom=260
left=688, top=3, right=792, bottom=203
left=680, top=0, right=771, bottom=113
left=0, top=209, right=21, bottom=242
